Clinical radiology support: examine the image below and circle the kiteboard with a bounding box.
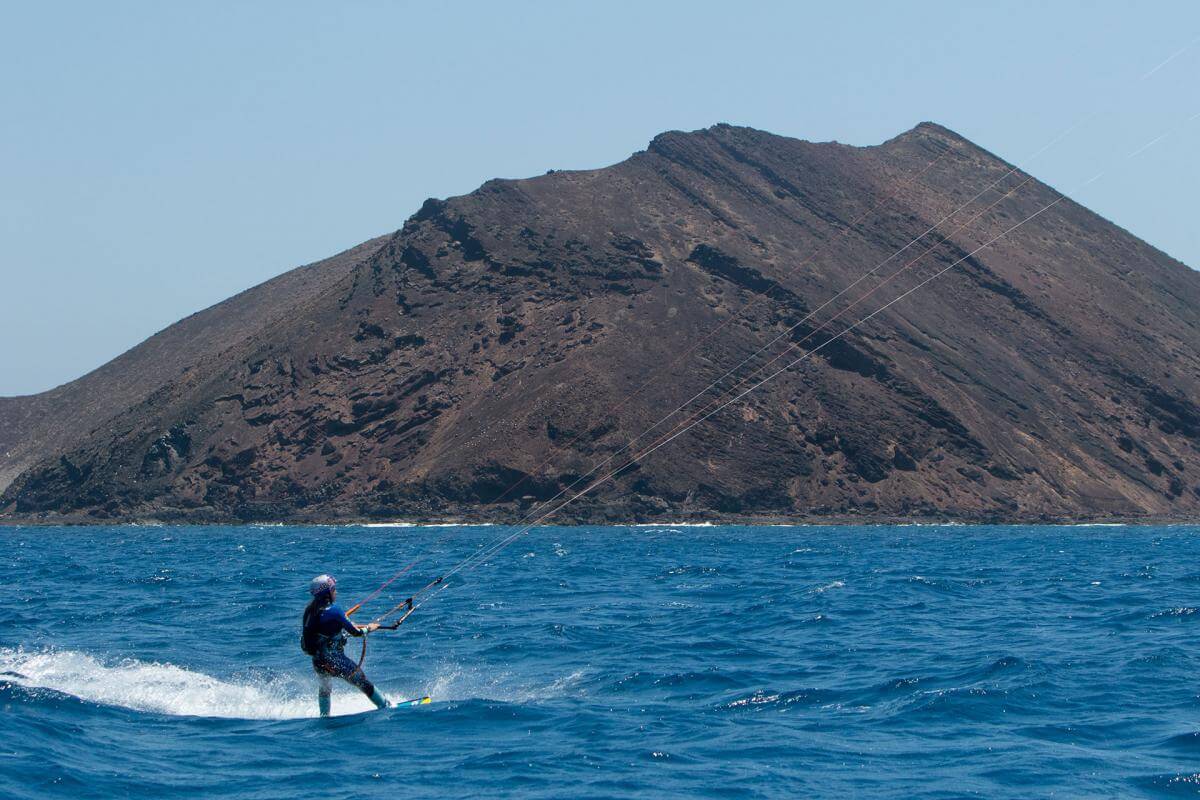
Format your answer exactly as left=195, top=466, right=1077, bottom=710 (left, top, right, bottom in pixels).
left=396, top=696, right=432, bottom=707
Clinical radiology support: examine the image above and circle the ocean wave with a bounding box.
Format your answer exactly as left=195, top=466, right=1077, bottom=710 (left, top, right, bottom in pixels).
left=1162, top=731, right=1200, bottom=752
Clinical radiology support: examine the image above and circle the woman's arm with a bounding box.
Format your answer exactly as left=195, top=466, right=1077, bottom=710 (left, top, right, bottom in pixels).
left=333, top=607, right=379, bottom=636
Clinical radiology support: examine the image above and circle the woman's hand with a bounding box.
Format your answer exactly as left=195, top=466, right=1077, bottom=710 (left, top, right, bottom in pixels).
left=362, top=622, right=381, bottom=634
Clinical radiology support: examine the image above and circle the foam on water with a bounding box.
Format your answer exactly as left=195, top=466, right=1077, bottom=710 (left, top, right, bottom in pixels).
left=0, top=647, right=587, bottom=721
left=419, top=662, right=588, bottom=704
left=0, top=647, right=376, bottom=719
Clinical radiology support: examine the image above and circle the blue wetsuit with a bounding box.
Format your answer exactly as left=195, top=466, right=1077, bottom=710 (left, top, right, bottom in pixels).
left=303, top=603, right=376, bottom=700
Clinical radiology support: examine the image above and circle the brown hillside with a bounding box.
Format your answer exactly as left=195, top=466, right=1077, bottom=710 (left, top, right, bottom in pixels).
left=3, top=123, right=1198, bottom=524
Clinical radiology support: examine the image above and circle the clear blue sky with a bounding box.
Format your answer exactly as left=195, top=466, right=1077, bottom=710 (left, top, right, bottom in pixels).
left=2, top=1, right=1197, bottom=396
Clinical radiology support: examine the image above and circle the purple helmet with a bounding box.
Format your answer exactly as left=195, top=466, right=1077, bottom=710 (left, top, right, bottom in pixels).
left=309, top=574, right=336, bottom=596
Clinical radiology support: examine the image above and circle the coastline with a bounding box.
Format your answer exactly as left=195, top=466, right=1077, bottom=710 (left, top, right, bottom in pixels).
left=5, top=510, right=1199, bottom=528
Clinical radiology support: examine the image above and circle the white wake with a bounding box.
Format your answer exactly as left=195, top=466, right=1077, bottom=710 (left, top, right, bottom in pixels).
left=1, top=647, right=584, bottom=720
left=0, top=647, right=380, bottom=719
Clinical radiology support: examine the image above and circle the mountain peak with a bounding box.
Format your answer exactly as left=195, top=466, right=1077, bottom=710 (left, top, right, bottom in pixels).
left=649, top=121, right=971, bottom=156
left=3, top=122, right=1199, bottom=524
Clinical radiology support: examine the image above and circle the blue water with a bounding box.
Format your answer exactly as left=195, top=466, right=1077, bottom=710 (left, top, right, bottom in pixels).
left=3, top=524, right=1200, bottom=798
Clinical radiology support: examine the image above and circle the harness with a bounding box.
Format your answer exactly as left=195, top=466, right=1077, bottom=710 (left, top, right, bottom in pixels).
left=301, top=603, right=345, bottom=657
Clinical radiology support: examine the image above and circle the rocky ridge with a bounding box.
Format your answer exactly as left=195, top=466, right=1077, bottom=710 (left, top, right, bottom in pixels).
left=3, top=122, right=1198, bottom=524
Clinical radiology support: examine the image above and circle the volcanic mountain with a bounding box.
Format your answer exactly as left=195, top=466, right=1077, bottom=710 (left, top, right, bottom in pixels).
left=3, top=123, right=1199, bottom=524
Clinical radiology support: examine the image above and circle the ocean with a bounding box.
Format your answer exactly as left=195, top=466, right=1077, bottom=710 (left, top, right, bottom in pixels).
left=3, top=523, right=1199, bottom=798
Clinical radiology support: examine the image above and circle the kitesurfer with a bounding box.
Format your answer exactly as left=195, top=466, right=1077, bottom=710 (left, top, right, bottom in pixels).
left=301, top=574, right=389, bottom=716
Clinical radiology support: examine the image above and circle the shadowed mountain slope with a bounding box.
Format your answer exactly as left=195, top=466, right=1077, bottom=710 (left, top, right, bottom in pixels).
left=3, top=123, right=1198, bottom=524
left=0, top=237, right=387, bottom=492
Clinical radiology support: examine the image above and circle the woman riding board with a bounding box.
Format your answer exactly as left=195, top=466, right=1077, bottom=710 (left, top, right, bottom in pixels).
left=301, top=574, right=389, bottom=715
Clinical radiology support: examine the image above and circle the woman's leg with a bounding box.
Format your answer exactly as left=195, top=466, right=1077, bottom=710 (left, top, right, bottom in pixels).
left=325, top=652, right=390, bottom=709
left=345, top=665, right=389, bottom=709
left=316, top=671, right=332, bottom=717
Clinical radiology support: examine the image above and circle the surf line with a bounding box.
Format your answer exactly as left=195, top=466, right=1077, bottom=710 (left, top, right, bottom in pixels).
left=382, top=107, right=1199, bottom=619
